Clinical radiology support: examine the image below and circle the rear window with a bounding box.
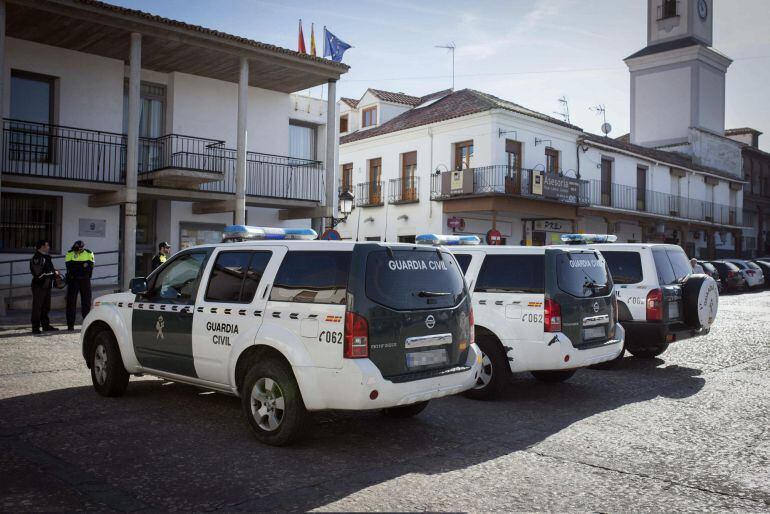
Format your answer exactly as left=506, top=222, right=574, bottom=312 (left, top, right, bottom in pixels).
left=701, top=262, right=717, bottom=274
left=602, top=251, right=643, bottom=284
left=666, top=248, right=692, bottom=281
left=475, top=254, right=544, bottom=293
left=270, top=251, right=351, bottom=304
left=746, top=261, right=761, bottom=270
left=205, top=251, right=271, bottom=303
left=365, top=249, right=465, bottom=310
left=652, top=248, right=677, bottom=285
left=556, top=251, right=612, bottom=298
left=454, top=254, right=473, bottom=274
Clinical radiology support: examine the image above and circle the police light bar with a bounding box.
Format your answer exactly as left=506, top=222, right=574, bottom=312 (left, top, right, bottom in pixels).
left=560, top=233, right=618, bottom=245
left=222, top=225, right=317, bottom=242
left=415, top=234, right=481, bottom=246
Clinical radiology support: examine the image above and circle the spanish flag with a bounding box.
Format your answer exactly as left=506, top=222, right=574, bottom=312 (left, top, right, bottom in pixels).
left=298, top=19, right=306, bottom=54
left=310, top=23, right=317, bottom=57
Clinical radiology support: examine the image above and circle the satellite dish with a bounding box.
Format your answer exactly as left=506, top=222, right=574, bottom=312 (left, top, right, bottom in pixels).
left=601, top=122, right=612, bottom=136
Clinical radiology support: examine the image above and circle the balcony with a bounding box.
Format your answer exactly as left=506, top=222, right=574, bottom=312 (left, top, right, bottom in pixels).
left=388, top=177, right=419, bottom=204
left=2, top=119, right=324, bottom=202
left=430, top=165, right=589, bottom=206
left=355, top=181, right=385, bottom=207
left=585, top=180, right=743, bottom=226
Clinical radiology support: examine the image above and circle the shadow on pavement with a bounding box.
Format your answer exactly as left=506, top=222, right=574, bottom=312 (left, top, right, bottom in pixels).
left=0, top=356, right=705, bottom=512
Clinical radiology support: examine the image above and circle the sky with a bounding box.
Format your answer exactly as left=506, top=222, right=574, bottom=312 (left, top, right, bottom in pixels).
left=112, top=0, right=770, bottom=151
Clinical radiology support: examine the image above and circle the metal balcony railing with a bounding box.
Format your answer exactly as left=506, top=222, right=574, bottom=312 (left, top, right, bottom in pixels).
left=388, top=176, right=419, bottom=204
left=430, top=165, right=589, bottom=206
left=584, top=180, right=744, bottom=226
left=137, top=133, right=227, bottom=175
left=355, top=181, right=385, bottom=207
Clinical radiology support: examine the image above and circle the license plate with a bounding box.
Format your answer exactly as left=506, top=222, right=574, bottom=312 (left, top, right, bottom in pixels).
left=668, top=302, right=680, bottom=319
left=583, top=326, right=605, bottom=340
left=406, top=349, right=448, bottom=368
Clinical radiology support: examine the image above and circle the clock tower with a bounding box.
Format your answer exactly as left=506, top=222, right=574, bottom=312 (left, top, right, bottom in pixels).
left=626, top=0, right=731, bottom=147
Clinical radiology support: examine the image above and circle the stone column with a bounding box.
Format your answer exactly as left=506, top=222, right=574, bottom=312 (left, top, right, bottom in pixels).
left=234, top=57, right=248, bottom=225
left=122, top=32, right=141, bottom=289
left=325, top=79, right=337, bottom=222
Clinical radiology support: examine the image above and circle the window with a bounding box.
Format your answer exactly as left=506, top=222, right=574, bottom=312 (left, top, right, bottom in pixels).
left=397, top=235, right=416, bottom=243
left=556, top=252, right=611, bottom=298
left=365, top=249, right=465, bottom=310
left=661, top=0, right=677, bottom=18
left=179, top=222, right=226, bottom=250
left=124, top=81, right=165, bottom=172
left=454, top=254, right=473, bottom=274
left=365, top=236, right=381, bottom=242
left=0, top=193, right=61, bottom=253
left=339, top=114, right=349, bottom=133
left=205, top=251, right=272, bottom=303
left=666, top=248, right=692, bottom=281
left=636, top=166, right=647, bottom=210
left=10, top=70, right=56, bottom=162
left=651, top=247, right=679, bottom=285
left=506, top=140, right=522, bottom=173
left=368, top=158, right=382, bottom=204
left=454, top=140, right=474, bottom=170
left=545, top=147, right=559, bottom=174
left=475, top=254, right=544, bottom=293
left=289, top=121, right=317, bottom=160
left=270, top=251, right=351, bottom=304
left=341, top=163, right=353, bottom=193
left=147, top=252, right=208, bottom=303
left=401, top=151, right=417, bottom=201
left=362, top=106, right=377, bottom=128
left=602, top=251, right=643, bottom=284
left=601, top=158, right=613, bottom=206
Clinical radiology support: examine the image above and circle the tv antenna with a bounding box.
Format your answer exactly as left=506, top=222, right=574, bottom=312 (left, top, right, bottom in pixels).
left=590, top=104, right=612, bottom=136
left=435, top=42, right=456, bottom=90
left=554, top=96, right=570, bottom=124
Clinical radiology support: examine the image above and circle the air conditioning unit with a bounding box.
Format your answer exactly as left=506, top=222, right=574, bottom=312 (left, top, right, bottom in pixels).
left=442, top=169, right=474, bottom=196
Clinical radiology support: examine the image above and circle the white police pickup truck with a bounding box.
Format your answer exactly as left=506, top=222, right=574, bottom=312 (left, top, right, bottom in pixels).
left=418, top=234, right=625, bottom=400
left=80, top=227, right=481, bottom=445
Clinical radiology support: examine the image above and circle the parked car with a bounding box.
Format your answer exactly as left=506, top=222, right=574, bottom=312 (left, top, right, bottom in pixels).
left=709, top=261, right=747, bottom=293
left=579, top=237, right=719, bottom=360
left=81, top=226, right=482, bottom=445
left=697, top=260, right=724, bottom=294
left=752, top=260, right=770, bottom=288
left=427, top=233, right=625, bottom=400
left=724, top=259, right=765, bottom=289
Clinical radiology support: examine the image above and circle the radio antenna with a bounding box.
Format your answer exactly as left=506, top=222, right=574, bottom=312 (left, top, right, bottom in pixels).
left=590, top=104, right=612, bottom=136
left=435, top=42, right=456, bottom=90
left=554, top=96, right=570, bottom=124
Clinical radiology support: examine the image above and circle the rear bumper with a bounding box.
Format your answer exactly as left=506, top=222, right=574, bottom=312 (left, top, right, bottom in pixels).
left=622, top=320, right=707, bottom=348
left=293, top=343, right=482, bottom=411
left=507, top=323, right=625, bottom=373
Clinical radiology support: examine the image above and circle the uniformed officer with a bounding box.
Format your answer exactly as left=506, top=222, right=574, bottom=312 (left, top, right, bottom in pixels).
left=29, top=240, right=60, bottom=334
left=151, top=241, right=171, bottom=271
left=65, top=240, right=94, bottom=331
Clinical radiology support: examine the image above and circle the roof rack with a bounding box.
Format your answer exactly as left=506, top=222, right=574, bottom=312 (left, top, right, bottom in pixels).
left=416, top=234, right=481, bottom=246
left=222, top=225, right=317, bottom=242
left=560, top=234, right=618, bottom=245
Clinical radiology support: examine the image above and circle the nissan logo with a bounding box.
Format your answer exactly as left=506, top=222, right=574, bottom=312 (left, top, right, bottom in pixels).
left=425, top=315, right=436, bottom=329
left=592, top=302, right=600, bottom=313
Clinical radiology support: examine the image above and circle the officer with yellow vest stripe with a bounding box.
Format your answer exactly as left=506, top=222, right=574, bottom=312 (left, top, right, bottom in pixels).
left=65, top=240, right=94, bottom=331
left=151, top=241, right=171, bottom=271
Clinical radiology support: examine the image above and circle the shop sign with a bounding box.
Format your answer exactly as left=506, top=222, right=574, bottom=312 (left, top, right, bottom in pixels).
left=531, top=170, right=543, bottom=195
left=542, top=175, right=580, bottom=203
left=447, top=216, right=465, bottom=230
left=320, top=229, right=341, bottom=240
left=534, top=220, right=570, bottom=233
left=486, top=229, right=502, bottom=245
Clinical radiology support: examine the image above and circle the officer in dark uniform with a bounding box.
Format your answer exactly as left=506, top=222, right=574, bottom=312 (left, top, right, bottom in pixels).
left=65, top=240, right=95, bottom=331
left=30, top=240, right=60, bottom=334
left=152, top=241, right=171, bottom=271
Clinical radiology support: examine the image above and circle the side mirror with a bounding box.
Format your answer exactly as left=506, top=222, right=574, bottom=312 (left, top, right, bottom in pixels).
left=130, top=277, right=148, bottom=295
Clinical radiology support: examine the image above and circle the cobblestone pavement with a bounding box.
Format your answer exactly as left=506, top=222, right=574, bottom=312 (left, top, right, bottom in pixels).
left=1, top=292, right=769, bottom=512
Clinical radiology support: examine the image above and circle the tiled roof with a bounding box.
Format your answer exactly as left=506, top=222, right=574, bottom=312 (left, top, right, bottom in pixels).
left=579, top=133, right=744, bottom=182
left=417, top=89, right=454, bottom=105
left=71, top=0, right=349, bottom=71
left=615, top=133, right=630, bottom=143
left=340, top=97, right=359, bottom=108
left=725, top=127, right=762, bottom=136
left=368, top=89, right=422, bottom=106
left=340, top=89, right=581, bottom=144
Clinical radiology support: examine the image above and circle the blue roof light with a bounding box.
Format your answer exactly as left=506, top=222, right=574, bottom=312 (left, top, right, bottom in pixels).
left=223, top=225, right=317, bottom=242
left=416, top=234, right=481, bottom=246
left=560, top=234, right=618, bottom=245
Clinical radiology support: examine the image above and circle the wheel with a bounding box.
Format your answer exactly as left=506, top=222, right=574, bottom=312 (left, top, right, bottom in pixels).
left=627, top=342, right=669, bottom=359
left=530, top=368, right=577, bottom=383
left=90, top=330, right=129, bottom=397
left=241, top=358, right=308, bottom=446
left=589, top=342, right=625, bottom=370
left=381, top=401, right=430, bottom=419
left=462, top=335, right=509, bottom=400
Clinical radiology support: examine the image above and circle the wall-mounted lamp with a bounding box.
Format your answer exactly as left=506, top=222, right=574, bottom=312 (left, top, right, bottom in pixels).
left=498, top=129, right=517, bottom=139
left=534, top=137, right=552, bottom=147
left=434, top=163, right=449, bottom=176
left=397, top=214, right=409, bottom=221
left=327, top=190, right=354, bottom=229
left=363, top=216, right=375, bottom=223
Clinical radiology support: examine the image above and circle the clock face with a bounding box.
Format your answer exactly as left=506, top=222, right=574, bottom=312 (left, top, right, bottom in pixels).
left=698, top=0, right=708, bottom=19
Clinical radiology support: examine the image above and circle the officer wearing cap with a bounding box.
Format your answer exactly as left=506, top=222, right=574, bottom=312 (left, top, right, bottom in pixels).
left=65, top=240, right=94, bottom=331
left=152, top=241, right=171, bottom=271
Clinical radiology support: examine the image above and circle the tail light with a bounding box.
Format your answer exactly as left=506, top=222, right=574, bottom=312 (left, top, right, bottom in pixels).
left=747, top=270, right=755, bottom=276
left=646, top=288, right=663, bottom=321
left=469, top=308, right=475, bottom=345
left=344, top=311, right=369, bottom=358
left=544, top=299, right=562, bottom=333
left=612, top=293, right=619, bottom=324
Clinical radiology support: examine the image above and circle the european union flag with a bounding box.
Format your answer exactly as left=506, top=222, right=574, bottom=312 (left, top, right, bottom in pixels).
left=323, top=28, right=351, bottom=63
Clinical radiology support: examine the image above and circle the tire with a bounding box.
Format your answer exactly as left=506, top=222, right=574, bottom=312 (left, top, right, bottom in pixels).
left=381, top=400, right=430, bottom=419
left=241, top=358, right=308, bottom=446
left=462, top=335, right=509, bottom=400
left=627, top=342, right=669, bottom=359
left=90, top=330, right=129, bottom=397
left=682, top=274, right=719, bottom=330
left=530, top=368, right=577, bottom=383
left=589, top=342, right=625, bottom=370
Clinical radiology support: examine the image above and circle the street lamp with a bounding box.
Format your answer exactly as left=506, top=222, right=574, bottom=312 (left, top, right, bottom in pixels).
left=329, top=189, right=354, bottom=229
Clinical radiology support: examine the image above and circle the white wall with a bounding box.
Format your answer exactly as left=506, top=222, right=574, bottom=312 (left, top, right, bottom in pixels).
left=632, top=66, right=692, bottom=145
left=698, top=65, right=725, bottom=135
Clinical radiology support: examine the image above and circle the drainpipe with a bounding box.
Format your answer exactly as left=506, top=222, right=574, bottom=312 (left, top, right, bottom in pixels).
left=234, top=57, right=248, bottom=225
left=122, top=32, right=141, bottom=290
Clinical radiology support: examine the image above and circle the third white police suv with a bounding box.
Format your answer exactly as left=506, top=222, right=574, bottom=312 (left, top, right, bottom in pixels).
left=79, top=227, right=481, bottom=445
left=418, top=234, right=625, bottom=400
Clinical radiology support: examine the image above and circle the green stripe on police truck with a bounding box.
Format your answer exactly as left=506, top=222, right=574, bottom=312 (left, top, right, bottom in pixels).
left=132, top=305, right=197, bottom=377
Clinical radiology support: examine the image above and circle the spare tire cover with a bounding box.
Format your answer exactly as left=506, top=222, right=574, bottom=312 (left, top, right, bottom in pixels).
left=682, top=274, right=719, bottom=330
